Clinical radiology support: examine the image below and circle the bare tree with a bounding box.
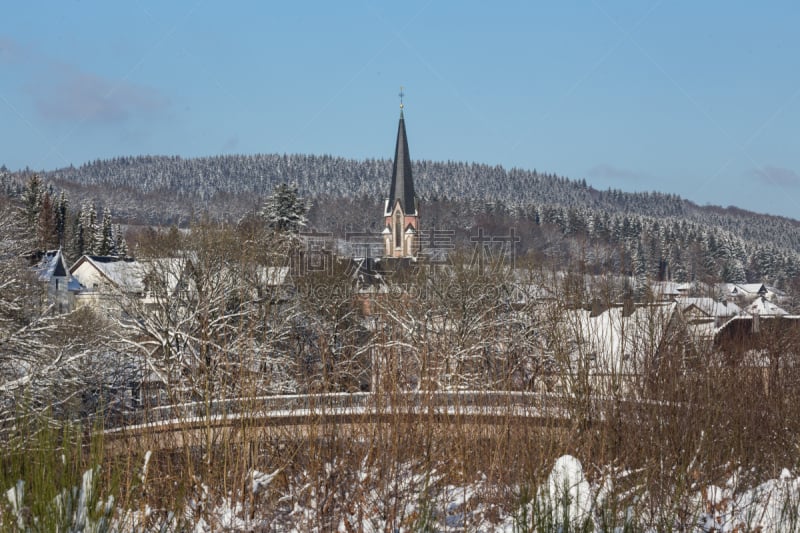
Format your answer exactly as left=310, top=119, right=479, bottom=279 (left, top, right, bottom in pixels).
left=0, top=198, right=133, bottom=429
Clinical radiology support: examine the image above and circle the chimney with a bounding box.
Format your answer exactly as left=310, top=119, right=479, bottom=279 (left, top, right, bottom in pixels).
left=622, top=297, right=635, bottom=317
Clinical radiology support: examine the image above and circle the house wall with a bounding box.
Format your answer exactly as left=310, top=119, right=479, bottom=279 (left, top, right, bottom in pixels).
left=48, top=276, right=74, bottom=313
left=70, top=261, right=125, bottom=314
left=71, top=262, right=113, bottom=294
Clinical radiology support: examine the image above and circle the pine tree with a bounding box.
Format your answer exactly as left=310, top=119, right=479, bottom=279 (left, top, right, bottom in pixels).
left=634, top=240, right=648, bottom=296
left=73, top=204, right=86, bottom=257
left=78, top=202, right=98, bottom=255
left=55, top=191, right=68, bottom=247
left=722, top=259, right=747, bottom=284
left=669, top=244, right=689, bottom=282
left=260, top=183, right=308, bottom=233
left=114, top=224, right=127, bottom=257
left=36, top=192, right=58, bottom=250
left=23, top=175, right=43, bottom=228
left=95, top=207, right=113, bottom=256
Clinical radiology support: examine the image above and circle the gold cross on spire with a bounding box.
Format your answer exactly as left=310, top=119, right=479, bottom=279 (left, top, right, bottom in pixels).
left=399, top=86, right=405, bottom=109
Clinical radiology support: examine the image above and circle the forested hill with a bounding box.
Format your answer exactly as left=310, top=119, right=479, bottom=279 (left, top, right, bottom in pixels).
left=42, top=153, right=798, bottom=241
left=46, top=154, right=700, bottom=220
left=28, top=153, right=800, bottom=286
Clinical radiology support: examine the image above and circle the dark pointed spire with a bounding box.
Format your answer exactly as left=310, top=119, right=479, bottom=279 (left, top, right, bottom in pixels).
left=386, top=97, right=416, bottom=216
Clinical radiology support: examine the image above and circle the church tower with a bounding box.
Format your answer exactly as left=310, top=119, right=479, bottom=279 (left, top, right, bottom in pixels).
left=383, top=91, right=420, bottom=258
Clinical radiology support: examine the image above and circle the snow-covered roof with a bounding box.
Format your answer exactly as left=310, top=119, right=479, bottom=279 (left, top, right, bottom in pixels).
left=562, top=302, right=676, bottom=374
left=679, top=297, right=741, bottom=318
left=744, top=297, right=788, bottom=316
left=92, top=257, right=147, bottom=291
left=71, top=255, right=183, bottom=293
left=719, top=283, right=767, bottom=297
left=33, top=250, right=68, bottom=282
left=258, top=266, right=289, bottom=286
left=737, top=283, right=768, bottom=294
left=649, top=281, right=691, bottom=296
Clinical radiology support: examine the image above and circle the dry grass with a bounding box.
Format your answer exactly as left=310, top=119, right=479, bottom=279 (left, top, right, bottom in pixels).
left=4, top=251, right=800, bottom=530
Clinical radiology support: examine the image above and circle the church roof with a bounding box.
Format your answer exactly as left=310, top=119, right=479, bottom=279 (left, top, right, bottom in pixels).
left=33, top=249, right=68, bottom=281
left=386, top=110, right=417, bottom=216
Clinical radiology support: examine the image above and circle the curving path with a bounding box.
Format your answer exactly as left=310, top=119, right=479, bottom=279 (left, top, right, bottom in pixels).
left=104, top=391, right=638, bottom=451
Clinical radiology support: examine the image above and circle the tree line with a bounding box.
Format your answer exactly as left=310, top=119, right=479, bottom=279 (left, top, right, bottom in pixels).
left=4, top=152, right=799, bottom=287
left=21, top=174, right=127, bottom=261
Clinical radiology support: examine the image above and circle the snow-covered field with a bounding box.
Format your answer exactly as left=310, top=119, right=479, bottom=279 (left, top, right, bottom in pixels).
left=11, top=454, right=797, bottom=532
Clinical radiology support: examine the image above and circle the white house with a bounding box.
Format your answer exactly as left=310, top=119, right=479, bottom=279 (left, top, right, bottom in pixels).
left=70, top=255, right=149, bottom=312
left=32, top=249, right=81, bottom=313
left=556, top=301, right=677, bottom=394
left=677, top=297, right=742, bottom=340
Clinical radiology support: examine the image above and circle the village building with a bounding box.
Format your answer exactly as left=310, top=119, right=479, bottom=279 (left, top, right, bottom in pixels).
left=31, top=249, right=80, bottom=313
left=382, top=97, right=420, bottom=259
left=715, top=282, right=783, bottom=305
left=677, top=297, right=742, bottom=339
left=69, top=255, right=148, bottom=312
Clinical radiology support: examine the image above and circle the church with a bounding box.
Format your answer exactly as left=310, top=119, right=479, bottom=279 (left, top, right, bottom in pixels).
left=382, top=96, right=420, bottom=259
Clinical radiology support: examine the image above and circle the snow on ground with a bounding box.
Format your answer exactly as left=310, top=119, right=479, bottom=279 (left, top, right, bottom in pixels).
left=8, top=455, right=800, bottom=531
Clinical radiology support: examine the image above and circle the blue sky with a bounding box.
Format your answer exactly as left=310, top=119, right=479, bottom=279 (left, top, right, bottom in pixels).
left=2, top=1, right=800, bottom=219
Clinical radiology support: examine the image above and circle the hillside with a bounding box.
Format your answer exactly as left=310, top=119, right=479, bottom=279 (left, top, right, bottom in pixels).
left=15, top=153, right=800, bottom=286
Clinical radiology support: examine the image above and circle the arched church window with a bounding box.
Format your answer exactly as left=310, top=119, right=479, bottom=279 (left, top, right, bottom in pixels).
left=394, top=212, right=402, bottom=248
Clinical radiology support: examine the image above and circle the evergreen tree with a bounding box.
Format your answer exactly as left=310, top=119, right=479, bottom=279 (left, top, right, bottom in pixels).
left=634, top=240, right=648, bottom=297
left=114, top=224, right=127, bottom=257
left=23, top=174, right=43, bottom=228
left=722, top=259, right=748, bottom=284
left=260, top=183, right=308, bottom=233
left=36, top=192, right=58, bottom=250
left=73, top=204, right=86, bottom=257
left=669, top=244, right=689, bottom=282
left=95, top=207, right=114, bottom=256
left=55, top=191, right=68, bottom=247
left=78, top=202, right=98, bottom=255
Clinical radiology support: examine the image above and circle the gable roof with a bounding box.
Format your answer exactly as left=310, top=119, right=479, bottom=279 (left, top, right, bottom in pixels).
left=564, top=302, right=677, bottom=373
left=679, top=297, right=741, bottom=318
left=720, top=283, right=768, bottom=297
left=649, top=281, right=686, bottom=297
left=70, top=255, right=146, bottom=292
left=744, top=297, right=788, bottom=316
left=33, top=249, right=69, bottom=281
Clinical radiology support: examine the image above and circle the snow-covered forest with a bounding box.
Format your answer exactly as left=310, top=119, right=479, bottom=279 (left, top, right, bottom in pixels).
left=11, top=153, right=798, bottom=288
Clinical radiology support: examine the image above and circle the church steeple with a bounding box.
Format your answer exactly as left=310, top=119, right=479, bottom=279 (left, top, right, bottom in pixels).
left=383, top=88, right=420, bottom=258
left=385, top=108, right=417, bottom=216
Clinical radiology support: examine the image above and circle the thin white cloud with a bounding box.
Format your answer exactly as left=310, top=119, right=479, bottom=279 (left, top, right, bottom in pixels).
left=753, top=165, right=800, bottom=188
left=2, top=34, right=169, bottom=125
left=31, top=63, right=169, bottom=124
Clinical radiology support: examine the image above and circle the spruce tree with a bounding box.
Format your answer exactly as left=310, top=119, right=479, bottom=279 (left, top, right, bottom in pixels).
left=260, top=183, right=308, bottom=233
left=36, top=192, right=58, bottom=250
left=55, top=191, right=68, bottom=247
left=95, top=207, right=113, bottom=256
left=79, top=202, right=98, bottom=255
left=23, top=174, right=43, bottom=228
left=114, top=224, right=128, bottom=257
